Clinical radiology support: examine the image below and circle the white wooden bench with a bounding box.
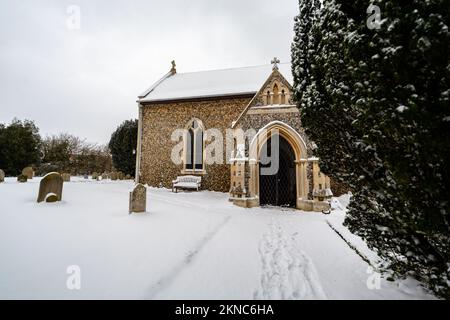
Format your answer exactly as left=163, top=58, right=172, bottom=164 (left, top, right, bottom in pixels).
left=172, top=175, right=202, bottom=193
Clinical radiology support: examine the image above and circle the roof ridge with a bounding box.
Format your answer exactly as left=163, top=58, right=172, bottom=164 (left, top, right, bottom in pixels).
left=176, top=62, right=290, bottom=76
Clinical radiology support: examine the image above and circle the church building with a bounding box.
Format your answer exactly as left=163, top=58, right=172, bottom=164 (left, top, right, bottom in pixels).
left=135, top=59, right=333, bottom=211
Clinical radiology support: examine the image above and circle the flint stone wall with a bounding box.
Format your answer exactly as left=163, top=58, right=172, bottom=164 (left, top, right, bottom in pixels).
left=139, top=97, right=251, bottom=192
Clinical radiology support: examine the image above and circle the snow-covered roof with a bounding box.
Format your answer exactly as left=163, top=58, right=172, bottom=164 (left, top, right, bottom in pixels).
left=139, top=63, right=293, bottom=103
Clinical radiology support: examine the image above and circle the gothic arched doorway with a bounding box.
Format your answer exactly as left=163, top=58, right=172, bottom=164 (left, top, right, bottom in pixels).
left=259, top=134, right=297, bottom=208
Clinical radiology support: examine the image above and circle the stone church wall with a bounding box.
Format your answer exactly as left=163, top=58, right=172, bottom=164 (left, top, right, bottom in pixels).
left=139, top=97, right=251, bottom=192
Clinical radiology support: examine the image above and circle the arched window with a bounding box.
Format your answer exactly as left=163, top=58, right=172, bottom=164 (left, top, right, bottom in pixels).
left=266, top=91, right=271, bottom=105
left=185, top=119, right=204, bottom=171
left=273, top=83, right=279, bottom=104
left=281, top=89, right=286, bottom=104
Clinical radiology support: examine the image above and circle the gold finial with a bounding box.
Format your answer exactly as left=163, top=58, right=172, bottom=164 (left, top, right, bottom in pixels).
left=170, top=60, right=177, bottom=74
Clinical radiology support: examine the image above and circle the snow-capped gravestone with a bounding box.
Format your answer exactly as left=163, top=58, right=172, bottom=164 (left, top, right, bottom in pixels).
left=62, top=173, right=71, bottom=182
left=37, top=172, right=63, bottom=203
left=129, top=183, right=146, bottom=214
left=0, top=169, right=4, bottom=183
left=22, top=167, right=34, bottom=179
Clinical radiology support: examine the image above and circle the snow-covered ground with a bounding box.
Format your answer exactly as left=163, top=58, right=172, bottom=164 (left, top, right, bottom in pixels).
left=0, top=177, right=436, bottom=299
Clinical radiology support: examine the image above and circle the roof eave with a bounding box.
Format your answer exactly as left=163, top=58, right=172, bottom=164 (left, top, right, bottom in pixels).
left=138, top=71, right=173, bottom=99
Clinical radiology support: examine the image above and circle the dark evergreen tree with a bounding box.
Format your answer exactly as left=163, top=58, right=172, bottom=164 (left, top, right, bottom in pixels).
left=108, top=119, right=138, bottom=177
left=292, top=0, right=450, bottom=297
left=0, top=119, right=41, bottom=176
left=291, top=0, right=320, bottom=103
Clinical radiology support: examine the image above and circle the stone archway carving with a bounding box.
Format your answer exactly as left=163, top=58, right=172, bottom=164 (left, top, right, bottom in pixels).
left=248, top=121, right=309, bottom=208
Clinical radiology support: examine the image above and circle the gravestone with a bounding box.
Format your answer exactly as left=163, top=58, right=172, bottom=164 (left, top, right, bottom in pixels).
left=17, top=174, right=28, bottom=183
left=62, top=173, right=71, bottom=182
left=22, top=167, right=34, bottom=179
left=37, top=172, right=63, bottom=203
left=110, top=172, right=118, bottom=181
left=129, top=183, right=146, bottom=214
left=92, top=172, right=99, bottom=180
left=0, top=169, right=4, bottom=183
left=125, top=174, right=131, bottom=180
left=102, top=172, right=109, bottom=180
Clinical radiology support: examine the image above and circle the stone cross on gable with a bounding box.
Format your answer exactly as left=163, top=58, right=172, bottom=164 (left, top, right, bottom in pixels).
left=271, top=57, right=280, bottom=70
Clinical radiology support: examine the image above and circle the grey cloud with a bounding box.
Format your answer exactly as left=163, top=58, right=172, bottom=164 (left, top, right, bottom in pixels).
left=0, top=0, right=298, bottom=143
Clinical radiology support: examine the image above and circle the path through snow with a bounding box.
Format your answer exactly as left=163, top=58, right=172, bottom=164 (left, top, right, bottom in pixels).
left=147, top=214, right=231, bottom=299
left=255, top=218, right=327, bottom=300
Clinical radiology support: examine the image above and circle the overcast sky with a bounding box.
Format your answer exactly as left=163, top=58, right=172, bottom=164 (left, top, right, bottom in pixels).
left=0, top=0, right=298, bottom=144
